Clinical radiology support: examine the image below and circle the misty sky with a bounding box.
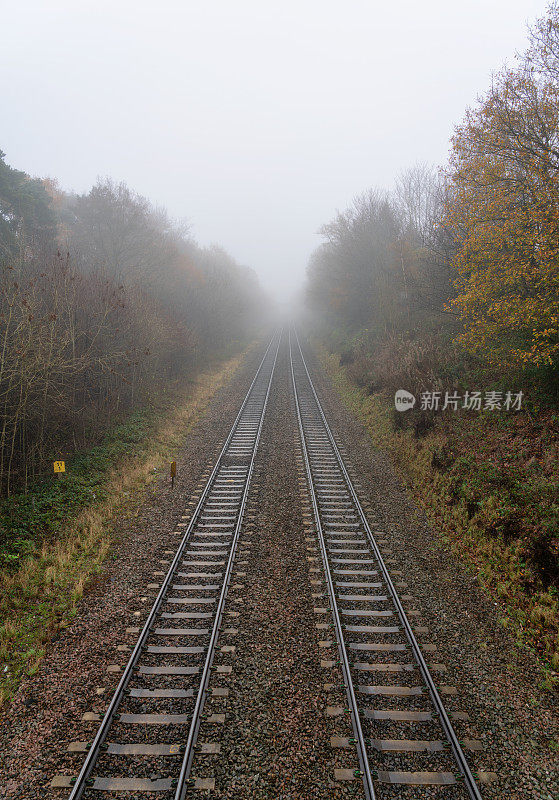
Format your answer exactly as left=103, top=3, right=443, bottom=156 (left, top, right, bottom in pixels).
left=1, top=0, right=549, bottom=299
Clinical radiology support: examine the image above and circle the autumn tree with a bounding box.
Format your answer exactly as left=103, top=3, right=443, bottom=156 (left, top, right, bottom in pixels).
left=306, top=172, right=456, bottom=341
left=445, top=4, right=559, bottom=368
left=65, top=179, right=180, bottom=284
left=394, top=164, right=457, bottom=320
left=307, top=190, right=403, bottom=333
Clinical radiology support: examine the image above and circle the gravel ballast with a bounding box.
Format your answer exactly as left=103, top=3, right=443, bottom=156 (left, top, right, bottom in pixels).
left=0, top=334, right=557, bottom=800
left=194, top=342, right=364, bottom=799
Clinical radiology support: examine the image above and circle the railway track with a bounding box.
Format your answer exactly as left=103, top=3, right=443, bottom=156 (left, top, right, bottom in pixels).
left=47, top=329, right=493, bottom=798
left=55, top=333, right=280, bottom=799
left=289, top=329, right=484, bottom=799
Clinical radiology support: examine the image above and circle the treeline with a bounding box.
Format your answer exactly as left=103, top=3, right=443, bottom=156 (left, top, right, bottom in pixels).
left=0, top=155, right=264, bottom=492
left=307, top=3, right=559, bottom=389
left=306, top=5, right=559, bottom=659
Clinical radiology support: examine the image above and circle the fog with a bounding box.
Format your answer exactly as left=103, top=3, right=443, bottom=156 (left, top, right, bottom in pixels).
left=1, top=0, right=547, bottom=300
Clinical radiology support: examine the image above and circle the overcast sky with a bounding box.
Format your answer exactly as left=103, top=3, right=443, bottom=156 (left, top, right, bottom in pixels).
left=1, top=0, right=549, bottom=299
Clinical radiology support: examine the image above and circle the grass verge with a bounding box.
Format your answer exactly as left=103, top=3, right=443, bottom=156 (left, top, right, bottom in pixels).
left=0, top=347, right=249, bottom=706
left=316, top=343, right=559, bottom=689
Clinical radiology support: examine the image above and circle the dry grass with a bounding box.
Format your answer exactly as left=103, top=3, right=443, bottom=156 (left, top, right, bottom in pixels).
left=0, top=347, right=248, bottom=706
left=318, top=343, right=559, bottom=688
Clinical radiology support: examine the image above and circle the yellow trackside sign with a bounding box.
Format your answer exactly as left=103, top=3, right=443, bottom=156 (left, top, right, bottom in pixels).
left=53, top=461, right=65, bottom=473
left=170, top=461, right=177, bottom=477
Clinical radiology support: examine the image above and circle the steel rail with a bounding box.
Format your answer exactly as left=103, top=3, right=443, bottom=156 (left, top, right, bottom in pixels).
left=292, top=328, right=482, bottom=800
left=289, top=330, right=377, bottom=800
left=67, top=332, right=280, bottom=800
left=174, top=332, right=281, bottom=799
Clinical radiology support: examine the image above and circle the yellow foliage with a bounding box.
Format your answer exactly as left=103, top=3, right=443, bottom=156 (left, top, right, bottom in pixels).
left=445, top=62, right=559, bottom=367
